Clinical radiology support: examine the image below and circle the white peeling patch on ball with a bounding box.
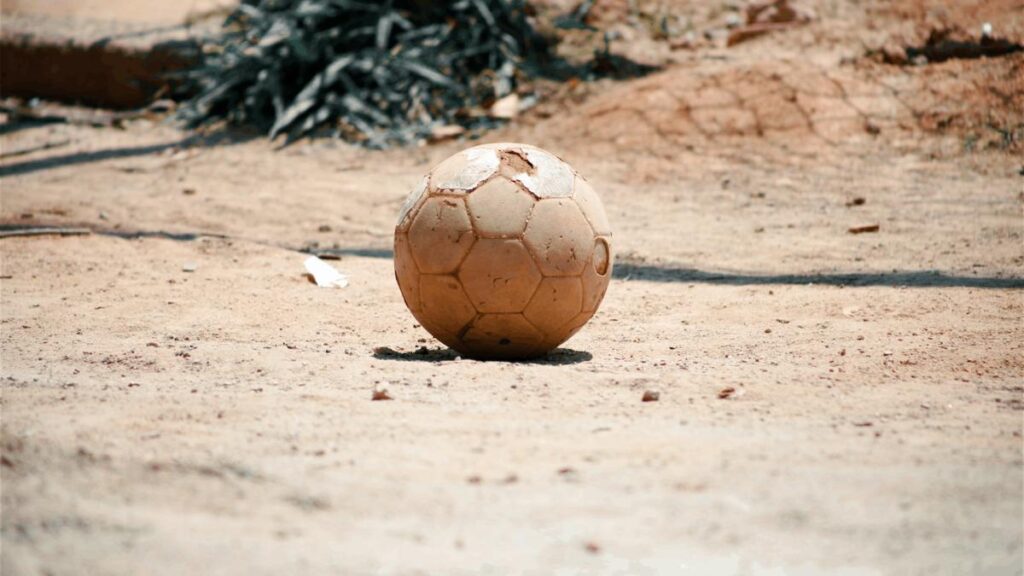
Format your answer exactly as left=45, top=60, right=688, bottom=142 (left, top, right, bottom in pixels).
left=433, top=148, right=500, bottom=191
left=397, top=177, right=428, bottom=227
left=514, top=148, right=574, bottom=199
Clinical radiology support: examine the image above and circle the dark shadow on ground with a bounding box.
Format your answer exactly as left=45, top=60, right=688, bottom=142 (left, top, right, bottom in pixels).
left=0, top=141, right=183, bottom=177
left=311, top=248, right=394, bottom=259
left=311, top=252, right=1023, bottom=290
left=0, top=131, right=256, bottom=178
left=613, top=262, right=1024, bottom=289
left=373, top=346, right=592, bottom=365
left=0, top=117, right=67, bottom=136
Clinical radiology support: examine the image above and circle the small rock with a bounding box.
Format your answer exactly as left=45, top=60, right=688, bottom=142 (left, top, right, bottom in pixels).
left=642, top=390, right=660, bottom=402
left=372, top=382, right=393, bottom=401
left=182, top=188, right=196, bottom=196
left=848, top=224, right=880, bottom=234
left=317, top=224, right=332, bottom=233
left=718, top=387, right=738, bottom=399
left=488, top=93, right=520, bottom=119
left=429, top=124, right=466, bottom=142
left=182, top=262, right=198, bottom=272
left=584, top=541, right=601, bottom=554
left=845, top=197, right=866, bottom=207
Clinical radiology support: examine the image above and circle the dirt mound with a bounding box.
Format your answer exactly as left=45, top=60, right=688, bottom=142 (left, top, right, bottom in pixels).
left=521, top=53, right=1022, bottom=167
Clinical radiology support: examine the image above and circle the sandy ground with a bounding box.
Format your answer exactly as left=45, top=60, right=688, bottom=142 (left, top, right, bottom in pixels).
left=2, top=0, right=1024, bottom=574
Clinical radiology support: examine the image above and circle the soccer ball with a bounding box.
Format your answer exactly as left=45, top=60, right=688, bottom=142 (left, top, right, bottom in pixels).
left=394, top=143, right=612, bottom=360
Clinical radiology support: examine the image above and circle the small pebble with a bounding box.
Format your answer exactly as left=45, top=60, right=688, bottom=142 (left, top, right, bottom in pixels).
left=642, top=390, right=660, bottom=402
left=371, top=382, right=392, bottom=401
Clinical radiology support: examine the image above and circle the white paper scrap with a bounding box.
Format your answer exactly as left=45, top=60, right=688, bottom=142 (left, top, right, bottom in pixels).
left=304, top=256, right=349, bottom=288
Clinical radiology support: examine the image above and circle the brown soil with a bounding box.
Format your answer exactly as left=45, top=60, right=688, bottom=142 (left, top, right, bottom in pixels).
left=2, top=1, right=1023, bottom=574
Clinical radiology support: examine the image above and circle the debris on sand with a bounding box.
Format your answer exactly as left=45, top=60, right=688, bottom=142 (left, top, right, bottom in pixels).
left=718, top=387, right=745, bottom=400
left=848, top=224, right=880, bottom=234
left=904, top=28, right=1023, bottom=64
left=304, top=256, right=349, bottom=288
left=727, top=0, right=813, bottom=47
left=429, top=125, right=466, bottom=142
left=557, top=467, right=580, bottom=482
left=371, top=382, right=393, bottom=401
left=182, top=262, right=198, bottom=273
left=846, top=197, right=866, bottom=207
left=488, top=94, right=521, bottom=120
left=642, top=390, right=660, bottom=402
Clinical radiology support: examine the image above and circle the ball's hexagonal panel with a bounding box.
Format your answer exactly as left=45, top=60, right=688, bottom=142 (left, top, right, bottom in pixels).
left=523, top=277, right=583, bottom=339
left=408, top=196, right=476, bottom=274
left=572, top=176, right=612, bottom=236
left=458, top=239, right=542, bottom=313
left=461, top=313, right=545, bottom=359
left=581, top=237, right=612, bottom=312
left=397, top=176, right=429, bottom=231
left=430, top=147, right=500, bottom=192
left=465, top=177, right=536, bottom=238
left=545, top=310, right=592, bottom=349
left=393, top=233, right=420, bottom=312
left=522, top=199, right=595, bottom=277
left=416, top=274, right=476, bottom=341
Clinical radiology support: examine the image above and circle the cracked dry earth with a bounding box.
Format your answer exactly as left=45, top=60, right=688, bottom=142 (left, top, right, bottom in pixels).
left=2, top=3, right=1024, bottom=576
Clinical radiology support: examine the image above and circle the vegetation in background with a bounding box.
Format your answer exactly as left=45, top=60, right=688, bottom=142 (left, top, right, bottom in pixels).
left=180, top=0, right=550, bottom=147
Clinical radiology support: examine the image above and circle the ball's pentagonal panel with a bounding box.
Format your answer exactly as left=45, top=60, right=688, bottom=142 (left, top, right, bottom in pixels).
left=572, top=176, right=612, bottom=235
left=408, top=196, right=475, bottom=274
left=522, top=199, right=594, bottom=277
left=394, top=233, right=421, bottom=312
left=458, top=239, right=542, bottom=313
left=397, top=176, right=429, bottom=230
left=466, top=177, right=536, bottom=238
left=394, top=143, right=613, bottom=360
left=513, top=146, right=574, bottom=199
left=461, top=314, right=545, bottom=359
left=417, top=275, right=476, bottom=338
left=523, top=277, right=583, bottom=339
left=431, top=147, right=500, bottom=192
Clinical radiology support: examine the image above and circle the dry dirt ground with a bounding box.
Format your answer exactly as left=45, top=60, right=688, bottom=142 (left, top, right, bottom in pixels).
left=2, top=1, right=1023, bottom=575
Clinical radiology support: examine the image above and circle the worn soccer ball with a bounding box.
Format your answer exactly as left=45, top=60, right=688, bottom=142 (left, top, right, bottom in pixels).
left=394, top=143, right=612, bottom=360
